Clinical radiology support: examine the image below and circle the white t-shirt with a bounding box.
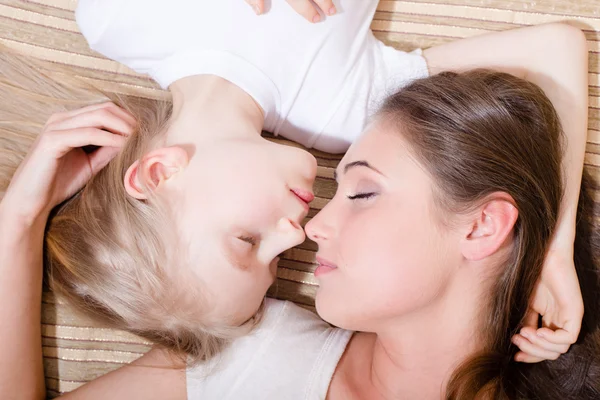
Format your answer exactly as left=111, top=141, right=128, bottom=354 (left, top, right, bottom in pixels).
left=76, top=0, right=429, bottom=153
left=186, top=298, right=352, bottom=400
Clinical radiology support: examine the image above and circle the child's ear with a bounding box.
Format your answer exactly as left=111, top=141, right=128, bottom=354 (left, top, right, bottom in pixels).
left=460, top=192, right=518, bottom=261
left=124, top=146, right=188, bottom=200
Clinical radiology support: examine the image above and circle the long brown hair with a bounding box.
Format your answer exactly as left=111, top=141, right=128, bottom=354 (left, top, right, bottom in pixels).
left=379, top=70, right=599, bottom=399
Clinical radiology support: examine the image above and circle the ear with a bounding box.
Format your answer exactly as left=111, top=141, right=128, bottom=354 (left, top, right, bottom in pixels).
left=124, top=146, right=189, bottom=200
left=460, top=193, right=519, bottom=261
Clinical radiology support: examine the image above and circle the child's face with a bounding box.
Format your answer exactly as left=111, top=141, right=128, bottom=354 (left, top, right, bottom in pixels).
left=170, top=135, right=317, bottom=325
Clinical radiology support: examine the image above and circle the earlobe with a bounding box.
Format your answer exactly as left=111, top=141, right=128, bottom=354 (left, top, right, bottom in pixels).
left=123, top=146, right=189, bottom=200
left=461, top=194, right=519, bottom=261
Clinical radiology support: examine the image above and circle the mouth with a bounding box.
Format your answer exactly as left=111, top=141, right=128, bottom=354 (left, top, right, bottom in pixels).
left=291, top=188, right=315, bottom=210
left=314, top=256, right=338, bottom=277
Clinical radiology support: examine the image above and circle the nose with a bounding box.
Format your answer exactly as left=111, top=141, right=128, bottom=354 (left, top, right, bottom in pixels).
left=264, top=217, right=307, bottom=262
left=305, top=211, right=333, bottom=243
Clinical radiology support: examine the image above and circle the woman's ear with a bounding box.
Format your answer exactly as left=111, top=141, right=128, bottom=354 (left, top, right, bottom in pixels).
left=124, top=146, right=189, bottom=200
left=460, top=192, right=519, bottom=261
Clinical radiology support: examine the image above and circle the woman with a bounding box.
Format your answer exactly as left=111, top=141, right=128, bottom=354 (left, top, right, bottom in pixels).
left=0, top=0, right=590, bottom=398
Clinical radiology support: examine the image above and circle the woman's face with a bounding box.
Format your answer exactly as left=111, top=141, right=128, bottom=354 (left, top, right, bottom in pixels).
left=171, top=136, right=317, bottom=325
left=306, top=123, right=462, bottom=331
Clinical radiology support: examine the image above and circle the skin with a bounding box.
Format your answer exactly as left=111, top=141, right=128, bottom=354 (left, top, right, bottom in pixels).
left=0, top=8, right=588, bottom=400
left=125, top=75, right=317, bottom=324
left=309, top=123, right=519, bottom=399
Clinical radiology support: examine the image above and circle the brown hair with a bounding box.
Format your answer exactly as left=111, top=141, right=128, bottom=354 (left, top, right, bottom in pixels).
left=0, top=47, right=258, bottom=366
left=379, top=70, right=600, bottom=399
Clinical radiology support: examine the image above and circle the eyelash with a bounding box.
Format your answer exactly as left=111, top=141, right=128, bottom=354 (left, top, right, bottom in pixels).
left=347, top=192, right=377, bottom=201
left=238, top=235, right=257, bottom=246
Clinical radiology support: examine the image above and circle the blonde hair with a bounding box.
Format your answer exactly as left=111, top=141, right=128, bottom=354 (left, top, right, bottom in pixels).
left=0, top=46, right=259, bottom=365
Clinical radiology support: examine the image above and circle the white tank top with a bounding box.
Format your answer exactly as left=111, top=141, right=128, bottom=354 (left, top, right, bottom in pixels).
left=186, top=299, right=352, bottom=400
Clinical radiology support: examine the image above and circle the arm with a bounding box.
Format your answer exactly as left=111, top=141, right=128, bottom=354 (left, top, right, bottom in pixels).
left=424, top=23, right=588, bottom=245
left=0, top=207, right=46, bottom=400
left=423, top=22, right=588, bottom=361
left=0, top=103, right=185, bottom=399
left=59, top=348, right=186, bottom=400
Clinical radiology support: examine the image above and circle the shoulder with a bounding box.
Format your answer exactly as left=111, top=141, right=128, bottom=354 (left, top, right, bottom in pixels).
left=241, top=298, right=344, bottom=357
left=263, top=298, right=331, bottom=333
left=186, top=299, right=352, bottom=400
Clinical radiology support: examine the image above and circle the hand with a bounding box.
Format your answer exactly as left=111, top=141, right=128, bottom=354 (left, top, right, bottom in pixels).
left=512, top=244, right=583, bottom=363
left=245, top=0, right=337, bottom=23
left=2, top=102, right=135, bottom=223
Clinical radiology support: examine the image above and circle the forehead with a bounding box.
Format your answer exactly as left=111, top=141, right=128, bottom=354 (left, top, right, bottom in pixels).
left=340, top=124, right=413, bottom=173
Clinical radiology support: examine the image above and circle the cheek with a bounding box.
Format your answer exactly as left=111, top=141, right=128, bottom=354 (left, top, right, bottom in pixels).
left=316, top=201, right=450, bottom=330
left=202, top=164, right=284, bottom=226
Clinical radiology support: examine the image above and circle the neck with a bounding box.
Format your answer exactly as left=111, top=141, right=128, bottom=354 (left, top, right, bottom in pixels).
left=167, top=75, right=264, bottom=143
left=337, top=269, right=486, bottom=400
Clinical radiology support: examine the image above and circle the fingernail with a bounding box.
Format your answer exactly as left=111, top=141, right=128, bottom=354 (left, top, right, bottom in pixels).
left=312, top=14, right=321, bottom=23
left=328, top=6, right=337, bottom=16
left=252, top=4, right=261, bottom=15
left=537, top=331, right=544, bottom=338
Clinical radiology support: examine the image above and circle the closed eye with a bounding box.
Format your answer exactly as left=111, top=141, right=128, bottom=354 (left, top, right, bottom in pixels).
left=347, top=192, right=377, bottom=200
left=238, top=235, right=257, bottom=246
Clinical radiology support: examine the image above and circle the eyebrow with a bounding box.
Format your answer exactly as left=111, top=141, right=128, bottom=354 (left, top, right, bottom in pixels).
left=333, top=160, right=383, bottom=181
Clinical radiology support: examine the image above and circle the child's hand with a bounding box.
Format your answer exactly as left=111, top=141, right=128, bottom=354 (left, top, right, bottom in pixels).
left=245, top=0, right=337, bottom=23
left=2, top=102, right=135, bottom=223
left=512, top=244, right=583, bottom=363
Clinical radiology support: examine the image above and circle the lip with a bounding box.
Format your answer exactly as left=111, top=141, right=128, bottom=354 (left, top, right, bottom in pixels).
left=291, top=188, right=315, bottom=207
left=314, top=256, right=338, bottom=277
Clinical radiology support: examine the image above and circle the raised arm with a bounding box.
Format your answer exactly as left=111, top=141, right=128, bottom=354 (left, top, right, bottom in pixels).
left=423, top=22, right=589, bottom=362
left=0, top=102, right=145, bottom=399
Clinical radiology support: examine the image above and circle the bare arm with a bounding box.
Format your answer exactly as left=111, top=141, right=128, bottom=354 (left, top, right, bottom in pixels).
left=423, top=22, right=588, bottom=361
left=0, top=103, right=185, bottom=399
left=0, top=208, right=46, bottom=400
left=59, top=348, right=186, bottom=400
left=424, top=22, right=588, bottom=244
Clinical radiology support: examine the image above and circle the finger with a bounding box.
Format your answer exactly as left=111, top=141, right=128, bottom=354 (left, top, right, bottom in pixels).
left=245, top=0, right=265, bottom=15
left=313, top=0, right=336, bottom=16
left=514, top=351, right=545, bottom=364
left=44, top=128, right=127, bottom=157
left=46, top=107, right=135, bottom=137
left=537, top=325, right=580, bottom=345
left=511, top=334, right=561, bottom=361
left=88, top=146, right=121, bottom=175
left=46, top=102, right=135, bottom=128
left=104, top=102, right=137, bottom=128
left=519, top=328, right=570, bottom=354
left=286, top=0, right=321, bottom=23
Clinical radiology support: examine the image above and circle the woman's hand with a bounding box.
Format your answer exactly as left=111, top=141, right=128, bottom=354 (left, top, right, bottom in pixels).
left=512, top=244, right=584, bottom=363
left=2, top=102, right=135, bottom=223
left=245, top=0, right=337, bottom=23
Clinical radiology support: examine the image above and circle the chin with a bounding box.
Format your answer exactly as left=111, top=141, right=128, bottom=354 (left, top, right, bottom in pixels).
left=314, top=290, right=349, bottom=329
